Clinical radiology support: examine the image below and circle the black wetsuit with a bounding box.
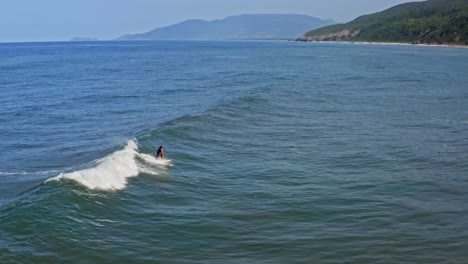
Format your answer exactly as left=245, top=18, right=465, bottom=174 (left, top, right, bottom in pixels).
left=157, top=148, right=163, bottom=158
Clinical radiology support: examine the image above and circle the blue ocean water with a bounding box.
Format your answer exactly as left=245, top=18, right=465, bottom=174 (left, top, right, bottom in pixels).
left=1, top=41, right=467, bottom=263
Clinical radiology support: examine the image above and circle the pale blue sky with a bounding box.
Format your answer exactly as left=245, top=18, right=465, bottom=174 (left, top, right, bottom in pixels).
left=0, top=0, right=424, bottom=42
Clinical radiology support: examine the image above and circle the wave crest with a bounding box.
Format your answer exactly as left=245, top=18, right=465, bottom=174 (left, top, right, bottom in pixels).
left=46, top=140, right=170, bottom=191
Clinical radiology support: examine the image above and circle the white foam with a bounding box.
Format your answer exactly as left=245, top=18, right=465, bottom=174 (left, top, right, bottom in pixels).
left=137, top=153, right=172, bottom=167
left=0, top=169, right=62, bottom=176
left=136, top=153, right=172, bottom=177
left=47, top=140, right=141, bottom=190
left=0, top=172, right=28, bottom=175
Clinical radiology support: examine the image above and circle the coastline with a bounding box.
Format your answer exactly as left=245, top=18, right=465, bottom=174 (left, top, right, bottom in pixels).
left=297, top=40, right=468, bottom=49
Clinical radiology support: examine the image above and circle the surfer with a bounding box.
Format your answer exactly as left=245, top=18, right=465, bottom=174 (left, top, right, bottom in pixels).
left=156, top=146, right=165, bottom=160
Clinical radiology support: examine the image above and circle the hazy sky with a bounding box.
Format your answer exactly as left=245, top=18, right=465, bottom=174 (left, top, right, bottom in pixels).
left=0, top=0, right=424, bottom=42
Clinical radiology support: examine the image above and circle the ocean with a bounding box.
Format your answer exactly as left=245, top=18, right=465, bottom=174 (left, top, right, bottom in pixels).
left=1, top=41, right=467, bottom=263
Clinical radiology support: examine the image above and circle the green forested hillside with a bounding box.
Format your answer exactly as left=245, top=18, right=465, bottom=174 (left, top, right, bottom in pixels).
left=300, top=0, right=468, bottom=45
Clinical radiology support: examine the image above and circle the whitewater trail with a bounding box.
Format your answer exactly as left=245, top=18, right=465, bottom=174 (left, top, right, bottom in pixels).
left=46, top=140, right=172, bottom=191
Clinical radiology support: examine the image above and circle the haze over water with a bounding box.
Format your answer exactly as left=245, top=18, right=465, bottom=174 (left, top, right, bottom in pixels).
left=1, top=41, right=467, bottom=263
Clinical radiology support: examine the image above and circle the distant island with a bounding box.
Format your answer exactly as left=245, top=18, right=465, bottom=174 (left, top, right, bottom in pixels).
left=70, top=37, right=100, bottom=42
left=118, top=14, right=335, bottom=41
left=297, top=0, right=468, bottom=46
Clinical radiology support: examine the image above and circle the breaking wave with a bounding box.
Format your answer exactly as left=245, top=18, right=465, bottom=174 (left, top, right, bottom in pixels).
left=46, top=140, right=171, bottom=191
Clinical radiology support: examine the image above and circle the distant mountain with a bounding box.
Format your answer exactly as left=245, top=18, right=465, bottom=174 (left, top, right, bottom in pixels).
left=118, top=14, right=335, bottom=40
left=298, top=0, right=468, bottom=45
left=70, top=37, right=99, bottom=42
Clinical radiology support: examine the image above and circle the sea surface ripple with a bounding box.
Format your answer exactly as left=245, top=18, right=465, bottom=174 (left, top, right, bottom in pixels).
left=1, top=41, right=467, bottom=263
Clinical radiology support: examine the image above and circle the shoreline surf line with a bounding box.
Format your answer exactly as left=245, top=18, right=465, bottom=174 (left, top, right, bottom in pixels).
left=296, top=40, right=468, bottom=49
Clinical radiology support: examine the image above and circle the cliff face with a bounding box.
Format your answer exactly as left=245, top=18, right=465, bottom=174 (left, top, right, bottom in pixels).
left=299, top=0, right=468, bottom=45
left=297, top=30, right=360, bottom=41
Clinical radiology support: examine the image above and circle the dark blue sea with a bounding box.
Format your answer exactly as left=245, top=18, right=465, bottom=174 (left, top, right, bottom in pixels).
left=1, top=41, right=467, bottom=263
